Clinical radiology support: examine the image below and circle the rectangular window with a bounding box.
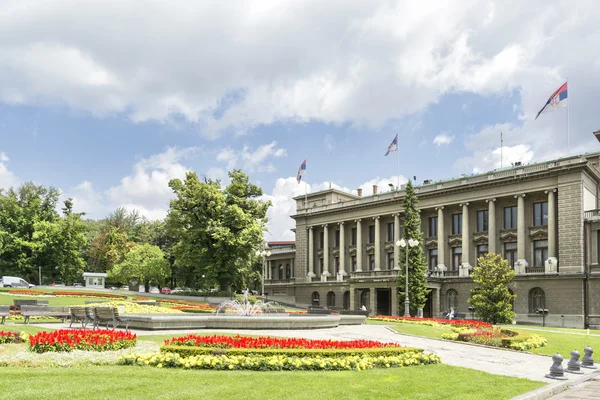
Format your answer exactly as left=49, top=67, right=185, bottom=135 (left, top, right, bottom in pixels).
left=319, top=258, right=324, bottom=274
left=477, top=244, right=488, bottom=261
left=369, top=225, right=375, bottom=244
left=368, top=255, right=375, bottom=271
left=429, top=248, right=438, bottom=270
left=351, top=228, right=357, bottom=246
left=335, top=230, right=340, bottom=248
left=533, top=202, right=549, bottom=226
left=387, top=222, right=394, bottom=241
left=452, top=247, right=462, bottom=271
left=452, top=214, right=462, bottom=235
left=387, top=253, right=395, bottom=270
left=534, top=240, right=548, bottom=267
left=477, top=210, right=488, bottom=232
left=319, top=231, right=324, bottom=248
left=335, top=257, right=340, bottom=273
left=429, top=217, right=438, bottom=237
left=504, top=242, right=517, bottom=269
left=504, top=206, right=518, bottom=229
left=351, top=256, right=357, bottom=272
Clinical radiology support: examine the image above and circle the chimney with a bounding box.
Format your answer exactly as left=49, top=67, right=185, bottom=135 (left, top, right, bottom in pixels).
left=373, top=185, right=378, bottom=195
left=594, top=130, right=600, bottom=143
left=357, top=188, right=363, bottom=197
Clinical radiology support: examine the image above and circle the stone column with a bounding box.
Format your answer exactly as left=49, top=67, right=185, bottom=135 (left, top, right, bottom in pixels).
left=391, top=287, right=398, bottom=316
left=516, top=194, right=528, bottom=274
left=349, top=288, right=355, bottom=310
left=369, top=288, right=376, bottom=314
left=487, top=198, right=496, bottom=254
left=460, top=203, right=472, bottom=276
left=433, top=288, right=441, bottom=318
left=307, top=227, right=315, bottom=278
left=436, top=207, right=446, bottom=272
left=339, top=222, right=346, bottom=275
left=374, top=216, right=381, bottom=271
left=322, top=224, right=330, bottom=277
left=394, top=214, right=401, bottom=270
left=356, top=219, right=363, bottom=272
left=546, top=189, right=558, bottom=272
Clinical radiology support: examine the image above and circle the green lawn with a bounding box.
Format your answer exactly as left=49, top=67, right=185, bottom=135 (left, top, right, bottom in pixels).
left=0, top=364, right=543, bottom=400
left=0, top=323, right=57, bottom=335
left=386, top=321, right=600, bottom=358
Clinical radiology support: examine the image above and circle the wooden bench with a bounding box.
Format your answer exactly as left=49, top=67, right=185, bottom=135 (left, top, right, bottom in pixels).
left=69, top=306, right=90, bottom=329
left=0, top=305, right=10, bottom=324
left=13, top=299, right=49, bottom=310
left=20, top=305, right=70, bottom=324
left=93, top=307, right=131, bottom=331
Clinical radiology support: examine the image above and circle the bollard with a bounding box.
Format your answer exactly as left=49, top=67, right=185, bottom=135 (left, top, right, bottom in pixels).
left=582, top=347, right=597, bottom=369
left=566, top=350, right=584, bottom=374
left=545, top=354, right=568, bottom=380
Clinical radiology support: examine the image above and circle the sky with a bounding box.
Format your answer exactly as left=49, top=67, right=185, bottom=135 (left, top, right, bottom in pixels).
left=1, top=0, right=599, bottom=242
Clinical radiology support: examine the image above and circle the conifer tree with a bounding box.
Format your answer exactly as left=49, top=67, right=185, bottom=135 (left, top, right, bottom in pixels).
left=398, top=180, right=430, bottom=316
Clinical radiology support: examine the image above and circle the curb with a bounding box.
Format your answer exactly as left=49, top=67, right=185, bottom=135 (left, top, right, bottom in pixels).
left=511, top=371, right=600, bottom=400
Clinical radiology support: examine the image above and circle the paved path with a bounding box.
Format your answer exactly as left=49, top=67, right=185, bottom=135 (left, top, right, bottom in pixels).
left=546, top=377, right=600, bottom=399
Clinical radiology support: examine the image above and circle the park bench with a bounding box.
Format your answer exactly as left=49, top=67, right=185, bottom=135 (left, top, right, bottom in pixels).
left=13, top=299, right=49, bottom=310
left=0, top=305, right=10, bottom=324
left=69, top=306, right=90, bottom=329
left=93, top=307, right=131, bottom=331
left=20, top=305, right=70, bottom=324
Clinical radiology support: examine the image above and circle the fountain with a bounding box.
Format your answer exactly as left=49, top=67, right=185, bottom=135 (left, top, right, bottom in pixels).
left=216, top=292, right=280, bottom=316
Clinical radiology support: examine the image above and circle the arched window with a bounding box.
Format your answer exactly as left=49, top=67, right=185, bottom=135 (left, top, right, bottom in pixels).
left=343, top=291, right=350, bottom=310
left=278, top=264, right=283, bottom=280
left=327, top=291, right=336, bottom=308
left=529, top=288, right=545, bottom=313
left=312, top=291, right=320, bottom=306
left=447, top=289, right=458, bottom=310
left=285, top=264, right=291, bottom=279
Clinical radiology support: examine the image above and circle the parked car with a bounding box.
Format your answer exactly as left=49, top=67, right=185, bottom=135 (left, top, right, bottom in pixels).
left=120, top=285, right=129, bottom=290
left=160, top=287, right=171, bottom=294
left=0, top=276, right=35, bottom=288
left=73, top=283, right=83, bottom=288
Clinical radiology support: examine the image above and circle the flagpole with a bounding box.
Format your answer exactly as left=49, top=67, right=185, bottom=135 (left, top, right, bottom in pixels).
left=397, top=137, right=400, bottom=190
left=567, top=77, right=570, bottom=154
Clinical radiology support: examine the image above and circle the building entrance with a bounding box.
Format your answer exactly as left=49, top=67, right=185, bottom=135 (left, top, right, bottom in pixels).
left=376, top=289, right=391, bottom=316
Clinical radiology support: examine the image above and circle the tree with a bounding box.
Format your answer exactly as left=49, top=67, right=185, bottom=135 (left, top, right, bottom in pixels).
left=468, top=252, right=516, bottom=324
left=398, top=180, right=430, bottom=316
left=109, top=244, right=169, bottom=290
left=167, top=169, right=270, bottom=291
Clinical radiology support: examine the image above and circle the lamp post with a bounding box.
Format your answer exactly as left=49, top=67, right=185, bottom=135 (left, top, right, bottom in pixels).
left=255, top=249, right=271, bottom=300
left=396, top=238, right=419, bottom=317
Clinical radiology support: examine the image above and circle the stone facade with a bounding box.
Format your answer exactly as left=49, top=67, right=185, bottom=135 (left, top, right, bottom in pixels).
left=265, top=153, right=600, bottom=328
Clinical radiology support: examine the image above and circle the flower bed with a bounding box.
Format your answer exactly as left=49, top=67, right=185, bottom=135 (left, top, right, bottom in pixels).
left=29, top=329, right=137, bottom=353
left=369, top=315, right=494, bottom=330
left=83, top=301, right=184, bottom=314
left=0, top=331, right=25, bottom=344
left=441, top=327, right=547, bottom=351
left=7, top=289, right=40, bottom=296
left=6, top=289, right=127, bottom=299
left=171, top=304, right=216, bottom=313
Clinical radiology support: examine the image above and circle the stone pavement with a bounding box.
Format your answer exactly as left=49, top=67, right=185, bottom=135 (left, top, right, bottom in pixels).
left=546, top=377, right=600, bottom=400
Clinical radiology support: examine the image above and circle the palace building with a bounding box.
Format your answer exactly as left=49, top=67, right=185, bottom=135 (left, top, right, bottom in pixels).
left=264, top=152, right=600, bottom=329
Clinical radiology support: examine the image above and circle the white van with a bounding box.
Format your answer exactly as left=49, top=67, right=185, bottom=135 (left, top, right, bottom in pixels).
left=0, top=276, right=35, bottom=288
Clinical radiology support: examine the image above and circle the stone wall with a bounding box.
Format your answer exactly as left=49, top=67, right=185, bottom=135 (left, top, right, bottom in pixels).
left=558, top=177, right=584, bottom=272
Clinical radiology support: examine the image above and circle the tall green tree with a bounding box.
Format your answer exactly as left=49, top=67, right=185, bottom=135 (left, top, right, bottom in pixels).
left=0, top=183, right=60, bottom=281
left=398, top=180, right=430, bottom=316
left=109, top=243, right=169, bottom=290
left=167, top=169, right=270, bottom=291
left=468, top=252, right=516, bottom=324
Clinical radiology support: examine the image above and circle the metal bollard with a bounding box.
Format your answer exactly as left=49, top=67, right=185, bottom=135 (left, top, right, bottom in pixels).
left=582, top=347, right=597, bottom=369
left=566, top=350, right=583, bottom=374
left=545, top=354, right=568, bottom=380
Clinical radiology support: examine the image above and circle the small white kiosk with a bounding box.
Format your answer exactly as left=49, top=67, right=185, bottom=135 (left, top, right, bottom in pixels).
left=82, top=272, right=108, bottom=288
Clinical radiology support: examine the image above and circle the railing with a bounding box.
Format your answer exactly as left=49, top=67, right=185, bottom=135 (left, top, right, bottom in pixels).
left=584, top=209, right=600, bottom=219
left=351, top=270, right=400, bottom=279
left=267, top=279, right=294, bottom=284
left=525, top=267, right=545, bottom=274
left=443, top=270, right=459, bottom=277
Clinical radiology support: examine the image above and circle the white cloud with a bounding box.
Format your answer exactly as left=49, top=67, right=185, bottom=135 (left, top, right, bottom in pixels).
left=2, top=0, right=598, bottom=145
left=216, top=141, right=287, bottom=172
left=0, top=152, right=19, bottom=189
left=433, top=133, right=455, bottom=147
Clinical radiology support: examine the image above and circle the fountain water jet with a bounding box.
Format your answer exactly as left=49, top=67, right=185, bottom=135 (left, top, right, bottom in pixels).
left=216, top=291, right=280, bottom=316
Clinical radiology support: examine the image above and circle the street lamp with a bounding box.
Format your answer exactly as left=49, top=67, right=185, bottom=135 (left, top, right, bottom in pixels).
left=255, top=249, right=271, bottom=300
left=396, top=238, right=419, bottom=317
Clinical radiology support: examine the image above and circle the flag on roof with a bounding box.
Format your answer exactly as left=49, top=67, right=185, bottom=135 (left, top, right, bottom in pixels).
left=535, top=82, right=568, bottom=120
left=296, top=160, right=306, bottom=184
left=385, top=134, right=398, bottom=156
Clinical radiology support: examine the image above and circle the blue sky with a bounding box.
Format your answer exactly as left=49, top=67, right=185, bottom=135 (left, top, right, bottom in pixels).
left=1, top=1, right=599, bottom=240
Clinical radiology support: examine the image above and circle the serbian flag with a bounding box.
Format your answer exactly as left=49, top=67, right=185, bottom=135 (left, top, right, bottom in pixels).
left=296, top=160, right=306, bottom=184
left=535, top=82, right=568, bottom=120
left=385, top=134, right=398, bottom=156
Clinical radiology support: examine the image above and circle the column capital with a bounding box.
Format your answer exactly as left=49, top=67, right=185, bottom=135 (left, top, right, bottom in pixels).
left=544, top=189, right=557, bottom=194
left=322, top=224, right=328, bottom=228
left=339, top=221, right=345, bottom=226
left=459, top=202, right=470, bottom=207
left=308, top=226, right=313, bottom=230
left=354, top=219, right=362, bottom=223
left=373, top=216, right=380, bottom=220
left=435, top=206, right=445, bottom=211
left=485, top=198, right=496, bottom=203
left=514, top=193, right=526, bottom=198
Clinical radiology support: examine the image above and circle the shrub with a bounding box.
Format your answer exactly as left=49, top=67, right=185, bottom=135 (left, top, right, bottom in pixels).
left=29, top=329, right=137, bottom=353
